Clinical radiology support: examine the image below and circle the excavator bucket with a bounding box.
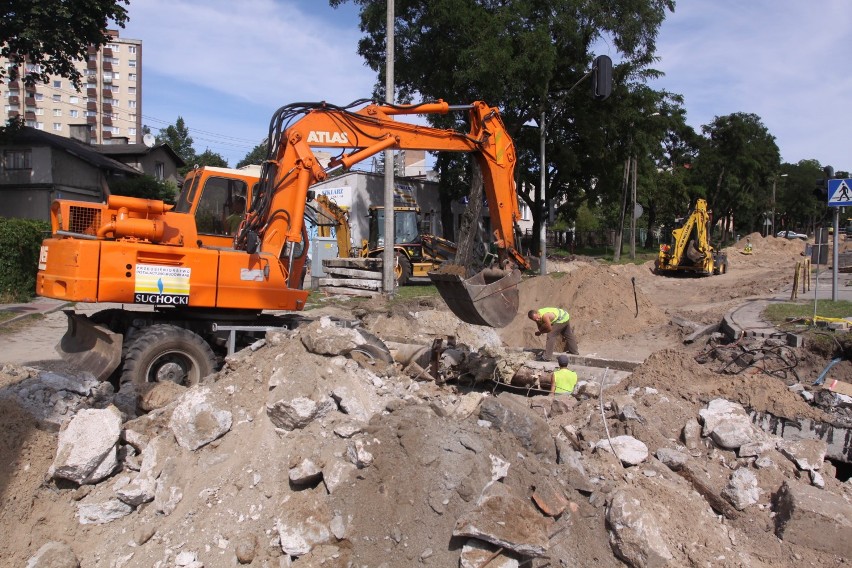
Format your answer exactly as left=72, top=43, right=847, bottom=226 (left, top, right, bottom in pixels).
left=428, top=267, right=522, bottom=328
left=56, top=311, right=123, bottom=381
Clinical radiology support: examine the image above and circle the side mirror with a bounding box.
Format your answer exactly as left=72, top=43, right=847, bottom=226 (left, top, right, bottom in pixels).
left=592, top=55, right=613, bottom=101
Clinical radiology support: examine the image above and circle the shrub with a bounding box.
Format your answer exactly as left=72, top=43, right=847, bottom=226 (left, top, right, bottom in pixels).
left=0, top=217, right=49, bottom=302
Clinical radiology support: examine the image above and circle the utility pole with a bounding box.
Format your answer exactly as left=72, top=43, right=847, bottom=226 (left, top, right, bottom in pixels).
left=382, top=1, right=395, bottom=296
left=539, top=110, right=547, bottom=275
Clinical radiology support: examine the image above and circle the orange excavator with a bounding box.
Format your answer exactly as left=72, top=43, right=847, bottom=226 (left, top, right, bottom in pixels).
left=36, top=100, right=529, bottom=387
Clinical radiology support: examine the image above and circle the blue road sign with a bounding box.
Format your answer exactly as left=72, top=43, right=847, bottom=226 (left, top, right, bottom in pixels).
left=828, top=179, right=852, bottom=206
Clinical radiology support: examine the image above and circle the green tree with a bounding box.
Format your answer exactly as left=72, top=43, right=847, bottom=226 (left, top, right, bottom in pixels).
left=1, top=0, right=129, bottom=88
left=237, top=142, right=268, bottom=168
left=193, top=148, right=228, bottom=170
left=330, top=0, right=675, bottom=253
left=690, top=113, right=781, bottom=238
left=109, top=175, right=177, bottom=203
left=156, top=117, right=195, bottom=166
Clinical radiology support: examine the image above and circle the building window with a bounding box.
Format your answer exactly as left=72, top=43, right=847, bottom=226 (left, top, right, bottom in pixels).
left=69, top=109, right=78, bottom=118
left=53, top=123, right=62, bottom=131
left=34, top=108, right=44, bottom=115
left=112, top=126, right=120, bottom=135
left=4, top=105, right=11, bottom=113
left=113, top=72, right=120, bottom=80
left=85, top=111, right=96, bottom=118
left=53, top=80, right=62, bottom=88
left=128, top=100, right=136, bottom=109
left=35, top=122, right=44, bottom=130
left=128, top=46, right=136, bottom=54
left=103, top=71, right=113, bottom=81
left=69, top=96, right=78, bottom=104
left=34, top=93, right=43, bottom=101
left=85, top=69, right=96, bottom=76
left=128, top=73, right=136, bottom=81
left=52, top=94, right=61, bottom=102
left=25, top=120, right=36, bottom=127
left=128, top=59, right=136, bottom=68
left=108, top=43, right=120, bottom=51
left=111, top=85, right=119, bottom=93
left=129, top=127, right=136, bottom=136
left=155, top=161, right=165, bottom=180
left=3, top=149, right=31, bottom=170
left=128, top=86, right=136, bottom=94
left=53, top=108, right=61, bottom=116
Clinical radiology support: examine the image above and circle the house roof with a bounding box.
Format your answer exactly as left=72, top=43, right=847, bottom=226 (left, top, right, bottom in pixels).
left=93, top=142, right=186, bottom=167
left=6, top=127, right=141, bottom=176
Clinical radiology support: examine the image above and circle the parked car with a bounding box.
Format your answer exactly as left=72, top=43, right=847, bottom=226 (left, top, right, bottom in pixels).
left=776, top=230, right=808, bottom=240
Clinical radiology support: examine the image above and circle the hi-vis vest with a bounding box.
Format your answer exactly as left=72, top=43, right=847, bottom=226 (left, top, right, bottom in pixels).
left=538, top=307, right=569, bottom=324
left=553, top=368, right=578, bottom=394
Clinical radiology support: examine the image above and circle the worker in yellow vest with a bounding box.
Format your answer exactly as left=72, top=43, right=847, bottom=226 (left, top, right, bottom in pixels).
left=551, top=355, right=578, bottom=395
left=528, top=306, right=579, bottom=362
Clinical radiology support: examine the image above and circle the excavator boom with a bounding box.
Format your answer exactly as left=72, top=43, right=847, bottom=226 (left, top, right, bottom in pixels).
left=239, top=99, right=529, bottom=326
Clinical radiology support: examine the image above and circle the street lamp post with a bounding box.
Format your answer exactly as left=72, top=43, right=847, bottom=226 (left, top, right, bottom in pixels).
left=771, top=173, right=788, bottom=237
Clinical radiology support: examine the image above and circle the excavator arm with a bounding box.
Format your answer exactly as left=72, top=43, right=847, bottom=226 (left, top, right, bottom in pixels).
left=655, top=199, right=722, bottom=276
left=236, top=100, right=528, bottom=273
left=233, top=100, right=529, bottom=327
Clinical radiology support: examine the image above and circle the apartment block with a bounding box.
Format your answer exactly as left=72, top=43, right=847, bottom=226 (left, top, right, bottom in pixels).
left=1, top=30, right=142, bottom=145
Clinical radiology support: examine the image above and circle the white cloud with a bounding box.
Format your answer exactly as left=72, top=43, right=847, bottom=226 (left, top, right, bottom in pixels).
left=653, top=0, right=852, bottom=169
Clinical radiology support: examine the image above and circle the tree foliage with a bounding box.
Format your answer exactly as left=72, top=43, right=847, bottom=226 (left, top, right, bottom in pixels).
left=330, top=0, right=675, bottom=252
left=0, top=0, right=129, bottom=88
left=0, top=217, right=49, bottom=302
left=156, top=117, right=194, bottom=165
left=237, top=142, right=268, bottom=169
left=193, top=149, right=228, bottom=170
left=690, top=112, right=780, bottom=237
left=109, top=175, right=177, bottom=203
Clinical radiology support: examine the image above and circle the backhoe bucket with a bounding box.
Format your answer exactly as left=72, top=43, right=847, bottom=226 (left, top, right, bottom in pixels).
left=428, top=267, right=521, bottom=328
left=56, top=311, right=123, bottom=381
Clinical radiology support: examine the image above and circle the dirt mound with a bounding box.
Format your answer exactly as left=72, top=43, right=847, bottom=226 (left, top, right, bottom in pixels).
left=498, top=263, right=669, bottom=354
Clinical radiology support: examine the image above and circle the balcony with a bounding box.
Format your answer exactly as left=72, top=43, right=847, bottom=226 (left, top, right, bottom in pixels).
left=102, top=116, right=112, bottom=126
left=102, top=62, right=113, bottom=72
left=87, top=101, right=97, bottom=111
left=102, top=89, right=113, bottom=99
left=102, top=130, right=111, bottom=139
left=87, top=46, right=97, bottom=56
left=25, top=111, right=35, bottom=120
left=8, top=111, right=18, bottom=118
left=103, top=48, right=113, bottom=58
left=7, top=80, right=19, bottom=88
left=9, top=96, right=19, bottom=105
left=87, top=88, right=97, bottom=97
left=87, top=59, right=97, bottom=70
left=25, top=97, right=35, bottom=106
left=102, top=103, right=113, bottom=113
left=87, top=116, right=97, bottom=124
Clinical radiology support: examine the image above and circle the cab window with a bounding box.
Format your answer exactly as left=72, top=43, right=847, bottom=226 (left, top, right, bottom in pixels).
left=195, top=177, right=248, bottom=235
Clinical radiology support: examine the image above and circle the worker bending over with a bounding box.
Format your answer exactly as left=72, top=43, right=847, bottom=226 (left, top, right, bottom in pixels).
left=528, top=306, right=579, bottom=362
left=551, top=355, right=578, bottom=395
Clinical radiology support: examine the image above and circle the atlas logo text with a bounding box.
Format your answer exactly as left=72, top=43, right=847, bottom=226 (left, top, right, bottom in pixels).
left=307, top=131, right=350, bottom=144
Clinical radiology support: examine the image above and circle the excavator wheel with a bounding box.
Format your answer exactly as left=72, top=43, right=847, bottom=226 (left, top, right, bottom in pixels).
left=120, top=324, right=217, bottom=389
left=395, top=254, right=412, bottom=286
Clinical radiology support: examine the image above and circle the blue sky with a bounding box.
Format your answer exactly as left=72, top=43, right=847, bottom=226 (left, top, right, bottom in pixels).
left=122, top=0, right=851, bottom=172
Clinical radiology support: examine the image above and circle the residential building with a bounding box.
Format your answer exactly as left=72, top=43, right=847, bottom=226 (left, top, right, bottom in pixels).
left=0, top=127, right=140, bottom=220
left=94, top=143, right=185, bottom=187
left=1, top=30, right=142, bottom=145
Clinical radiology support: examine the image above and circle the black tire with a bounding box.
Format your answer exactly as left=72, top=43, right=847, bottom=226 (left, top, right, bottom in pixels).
left=120, top=324, right=217, bottom=389
left=395, top=253, right=412, bottom=286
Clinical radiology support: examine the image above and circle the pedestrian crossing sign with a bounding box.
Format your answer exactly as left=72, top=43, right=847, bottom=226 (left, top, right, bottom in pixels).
left=828, top=179, right=852, bottom=206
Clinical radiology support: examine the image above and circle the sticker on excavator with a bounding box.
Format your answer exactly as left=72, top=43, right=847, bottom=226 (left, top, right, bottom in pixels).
left=428, top=267, right=521, bottom=328
left=134, top=264, right=191, bottom=305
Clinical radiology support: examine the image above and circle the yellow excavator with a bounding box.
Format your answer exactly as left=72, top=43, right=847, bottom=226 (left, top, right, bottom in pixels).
left=655, top=198, right=728, bottom=276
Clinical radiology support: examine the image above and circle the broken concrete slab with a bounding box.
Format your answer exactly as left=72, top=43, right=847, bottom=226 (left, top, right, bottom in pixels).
left=774, top=479, right=852, bottom=557
left=478, top=394, right=556, bottom=460
left=595, top=435, right=648, bottom=466
left=49, top=405, right=122, bottom=485
left=606, top=488, right=674, bottom=568
left=169, top=387, right=232, bottom=451
left=453, top=482, right=550, bottom=557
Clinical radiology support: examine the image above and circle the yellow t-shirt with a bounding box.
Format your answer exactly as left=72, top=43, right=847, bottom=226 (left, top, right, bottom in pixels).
left=553, top=368, right=577, bottom=394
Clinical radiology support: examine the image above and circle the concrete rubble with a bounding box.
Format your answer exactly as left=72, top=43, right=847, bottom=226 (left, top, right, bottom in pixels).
left=2, top=253, right=852, bottom=566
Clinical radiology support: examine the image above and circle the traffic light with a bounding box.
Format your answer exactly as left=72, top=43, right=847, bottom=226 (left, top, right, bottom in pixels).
left=814, top=178, right=828, bottom=200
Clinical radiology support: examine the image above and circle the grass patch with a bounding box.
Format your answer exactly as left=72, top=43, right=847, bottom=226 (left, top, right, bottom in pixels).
left=0, top=310, right=14, bottom=323
left=763, top=300, right=852, bottom=326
